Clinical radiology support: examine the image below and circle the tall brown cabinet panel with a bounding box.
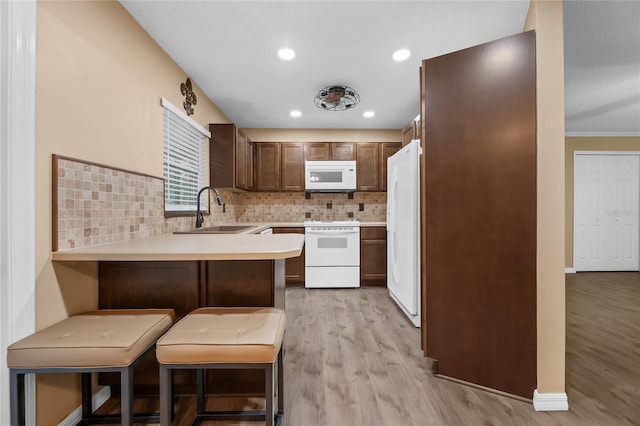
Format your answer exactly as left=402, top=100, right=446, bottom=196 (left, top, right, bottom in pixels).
left=380, top=142, right=402, bottom=191
left=421, top=31, right=536, bottom=399
left=281, top=143, right=305, bottom=191
left=355, top=142, right=400, bottom=192
left=209, top=123, right=253, bottom=191
left=356, top=143, right=380, bottom=191
left=255, top=142, right=281, bottom=191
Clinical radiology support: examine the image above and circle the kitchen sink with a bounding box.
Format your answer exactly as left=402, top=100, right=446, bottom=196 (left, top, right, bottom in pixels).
left=173, top=225, right=255, bottom=234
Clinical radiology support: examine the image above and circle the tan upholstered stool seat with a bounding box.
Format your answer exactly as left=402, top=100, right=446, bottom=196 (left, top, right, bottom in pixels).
left=7, top=309, right=175, bottom=369
left=156, top=307, right=286, bottom=425
left=8, top=308, right=175, bottom=426
left=156, top=307, right=286, bottom=365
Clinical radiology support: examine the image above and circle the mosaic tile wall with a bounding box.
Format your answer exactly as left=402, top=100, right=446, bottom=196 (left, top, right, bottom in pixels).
left=55, top=157, right=166, bottom=250
left=236, top=191, right=387, bottom=223
left=55, top=156, right=384, bottom=251
left=55, top=157, right=239, bottom=250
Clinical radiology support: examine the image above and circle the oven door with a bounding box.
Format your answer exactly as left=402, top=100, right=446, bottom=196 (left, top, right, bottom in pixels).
left=304, top=227, right=360, bottom=267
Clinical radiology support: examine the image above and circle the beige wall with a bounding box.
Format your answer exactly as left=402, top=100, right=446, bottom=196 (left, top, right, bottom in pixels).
left=524, top=0, right=567, bottom=395
left=564, top=136, right=640, bottom=268
left=35, top=0, right=228, bottom=422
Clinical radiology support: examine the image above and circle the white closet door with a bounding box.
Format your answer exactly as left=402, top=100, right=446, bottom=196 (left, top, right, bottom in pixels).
left=574, top=154, right=640, bottom=271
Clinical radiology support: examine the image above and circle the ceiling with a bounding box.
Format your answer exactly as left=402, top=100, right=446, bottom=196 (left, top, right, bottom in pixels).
left=121, top=1, right=640, bottom=135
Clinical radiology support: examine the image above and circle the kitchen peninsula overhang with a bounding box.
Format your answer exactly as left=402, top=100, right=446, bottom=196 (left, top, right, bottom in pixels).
left=51, top=233, right=304, bottom=262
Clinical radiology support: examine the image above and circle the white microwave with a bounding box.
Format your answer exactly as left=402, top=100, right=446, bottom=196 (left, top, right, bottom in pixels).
left=305, top=160, right=357, bottom=192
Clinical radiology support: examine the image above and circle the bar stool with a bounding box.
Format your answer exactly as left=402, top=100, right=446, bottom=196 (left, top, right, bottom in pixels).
left=7, top=308, right=175, bottom=426
left=156, top=307, right=286, bottom=426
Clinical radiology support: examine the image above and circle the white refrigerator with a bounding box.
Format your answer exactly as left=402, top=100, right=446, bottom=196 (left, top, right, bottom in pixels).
left=387, top=139, right=421, bottom=327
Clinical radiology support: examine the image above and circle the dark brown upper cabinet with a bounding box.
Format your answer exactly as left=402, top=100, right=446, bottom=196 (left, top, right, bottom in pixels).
left=304, top=142, right=330, bottom=161
left=380, top=142, right=402, bottom=191
left=254, top=142, right=281, bottom=192
left=280, top=143, right=305, bottom=192
left=305, top=142, right=356, bottom=161
left=402, top=119, right=420, bottom=147
left=356, top=142, right=401, bottom=191
left=331, top=142, right=356, bottom=160
left=209, top=123, right=253, bottom=191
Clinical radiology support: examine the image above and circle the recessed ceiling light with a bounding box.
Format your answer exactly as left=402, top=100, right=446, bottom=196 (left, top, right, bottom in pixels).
left=363, top=111, right=375, bottom=118
left=278, top=48, right=295, bottom=60
left=290, top=110, right=302, bottom=117
left=392, top=49, right=411, bottom=62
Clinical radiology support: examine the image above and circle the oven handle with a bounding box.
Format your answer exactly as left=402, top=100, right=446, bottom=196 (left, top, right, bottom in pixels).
left=305, top=229, right=360, bottom=236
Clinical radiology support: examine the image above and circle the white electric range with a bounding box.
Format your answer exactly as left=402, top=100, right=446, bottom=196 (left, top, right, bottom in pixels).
left=303, top=220, right=361, bottom=288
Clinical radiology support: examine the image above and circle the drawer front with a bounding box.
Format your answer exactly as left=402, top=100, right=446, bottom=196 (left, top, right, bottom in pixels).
left=361, top=227, right=386, bottom=240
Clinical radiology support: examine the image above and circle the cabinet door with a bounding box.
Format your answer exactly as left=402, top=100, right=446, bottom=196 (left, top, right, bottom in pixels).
left=402, top=121, right=417, bottom=147
left=331, top=142, right=356, bottom=160
left=305, top=142, right=330, bottom=161
left=209, top=123, right=235, bottom=188
left=235, top=130, right=249, bottom=190
left=273, top=227, right=305, bottom=285
left=281, top=143, right=305, bottom=191
left=245, top=139, right=254, bottom=190
left=360, top=227, right=387, bottom=285
left=255, top=142, right=281, bottom=191
left=205, top=260, right=274, bottom=307
left=379, top=142, right=402, bottom=191
left=356, top=143, right=380, bottom=191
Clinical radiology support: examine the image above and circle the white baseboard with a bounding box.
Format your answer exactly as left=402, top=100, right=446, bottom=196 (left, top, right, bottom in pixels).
left=533, top=389, right=569, bottom=411
left=58, top=386, right=111, bottom=426
left=565, top=268, right=576, bottom=274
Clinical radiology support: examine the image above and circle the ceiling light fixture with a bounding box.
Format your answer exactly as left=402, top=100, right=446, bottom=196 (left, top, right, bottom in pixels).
left=363, top=111, right=375, bottom=118
left=392, top=49, right=411, bottom=62
left=290, top=110, right=302, bottom=117
left=278, top=48, right=295, bottom=60
left=314, top=85, right=360, bottom=111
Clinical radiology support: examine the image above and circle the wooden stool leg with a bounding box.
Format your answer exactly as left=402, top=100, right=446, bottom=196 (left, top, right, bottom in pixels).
left=9, top=370, right=24, bottom=426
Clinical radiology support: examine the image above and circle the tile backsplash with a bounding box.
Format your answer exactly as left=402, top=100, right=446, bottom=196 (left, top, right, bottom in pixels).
left=236, top=192, right=386, bottom=223
left=54, top=156, right=386, bottom=251
left=54, top=156, right=166, bottom=250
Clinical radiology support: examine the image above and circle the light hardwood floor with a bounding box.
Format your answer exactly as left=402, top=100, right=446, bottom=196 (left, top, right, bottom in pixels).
left=102, top=272, right=639, bottom=425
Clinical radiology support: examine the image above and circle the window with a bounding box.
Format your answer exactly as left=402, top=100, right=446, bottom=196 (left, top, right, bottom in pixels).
left=161, top=98, right=210, bottom=213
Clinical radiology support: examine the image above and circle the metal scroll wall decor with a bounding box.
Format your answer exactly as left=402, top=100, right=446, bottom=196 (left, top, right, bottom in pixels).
left=180, top=78, right=197, bottom=116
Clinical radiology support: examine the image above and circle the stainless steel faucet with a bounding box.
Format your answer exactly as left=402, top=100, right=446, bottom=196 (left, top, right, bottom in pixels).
left=195, top=186, right=224, bottom=228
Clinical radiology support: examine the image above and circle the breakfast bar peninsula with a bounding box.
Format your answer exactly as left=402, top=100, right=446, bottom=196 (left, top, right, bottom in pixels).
left=51, top=232, right=304, bottom=394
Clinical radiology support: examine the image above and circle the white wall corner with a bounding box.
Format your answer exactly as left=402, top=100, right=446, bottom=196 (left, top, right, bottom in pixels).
left=57, top=386, right=111, bottom=426
left=564, top=268, right=576, bottom=274
left=533, top=389, right=569, bottom=411
left=0, top=0, right=38, bottom=424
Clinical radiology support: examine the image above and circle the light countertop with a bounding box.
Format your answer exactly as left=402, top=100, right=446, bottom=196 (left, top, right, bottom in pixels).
left=50, top=221, right=385, bottom=262
left=51, top=233, right=304, bottom=262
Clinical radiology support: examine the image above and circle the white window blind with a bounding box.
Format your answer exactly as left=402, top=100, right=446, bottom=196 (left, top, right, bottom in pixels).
left=162, top=98, right=210, bottom=212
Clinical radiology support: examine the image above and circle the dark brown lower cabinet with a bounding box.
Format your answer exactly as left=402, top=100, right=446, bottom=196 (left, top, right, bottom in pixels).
left=360, top=227, right=387, bottom=286
left=98, top=259, right=279, bottom=396
left=273, top=227, right=305, bottom=286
